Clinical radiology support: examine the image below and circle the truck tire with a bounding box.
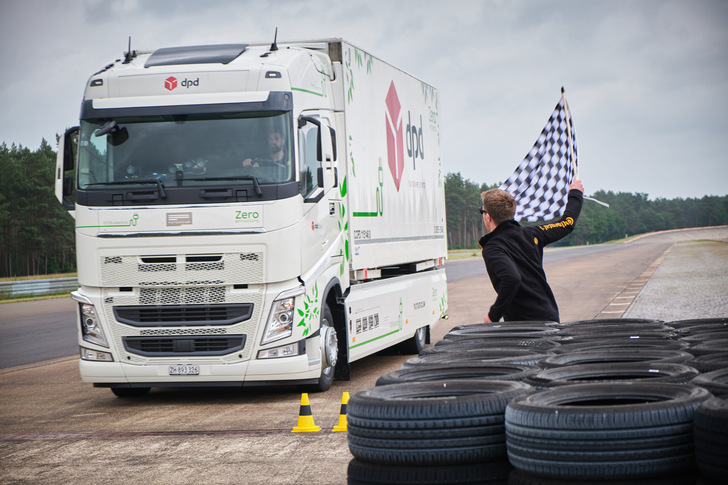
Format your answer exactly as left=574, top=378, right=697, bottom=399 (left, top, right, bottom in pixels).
left=347, top=380, right=530, bottom=465
left=505, top=382, right=711, bottom=480
left=524, top=362, right=699, bottom=389
left=304, top=303, right=337, bottom=392
left=375, top=363, right=536, bottom=386
left=396, top=326, right=427, bottom=355
left=693, top=396, right=728, bottom=482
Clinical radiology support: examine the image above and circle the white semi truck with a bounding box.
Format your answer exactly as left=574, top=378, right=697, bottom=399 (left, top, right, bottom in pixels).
left=55, top=38, right=447, bottom=396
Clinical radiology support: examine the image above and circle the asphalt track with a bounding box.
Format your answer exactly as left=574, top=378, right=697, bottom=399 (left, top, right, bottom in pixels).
left=0, top=227, right=726, bottom=484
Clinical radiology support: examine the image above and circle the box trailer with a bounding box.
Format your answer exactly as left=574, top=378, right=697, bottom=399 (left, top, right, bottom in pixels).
left=55, top=38, right=447, bottom=396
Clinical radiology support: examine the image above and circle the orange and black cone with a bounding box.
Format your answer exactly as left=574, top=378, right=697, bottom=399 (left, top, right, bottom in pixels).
left=292, top=393, right=320, bottom=432
left=332, top=392, right=349, bottom=432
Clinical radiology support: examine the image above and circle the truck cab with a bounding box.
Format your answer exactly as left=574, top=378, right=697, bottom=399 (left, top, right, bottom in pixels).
left=56, top=39, right=447, bottom=396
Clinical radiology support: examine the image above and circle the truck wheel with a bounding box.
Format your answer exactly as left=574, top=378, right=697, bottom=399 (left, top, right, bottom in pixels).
left=397, top=326, right=427, bottom=355
left=306, top=303, right=337, bottom=392
left=111, top=387, right=151, bottom=398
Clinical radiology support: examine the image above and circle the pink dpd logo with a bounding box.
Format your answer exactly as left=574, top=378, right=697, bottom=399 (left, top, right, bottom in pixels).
left=385, top=81, right=404, bottom=192
left=165, top=76, right=178, bottom=91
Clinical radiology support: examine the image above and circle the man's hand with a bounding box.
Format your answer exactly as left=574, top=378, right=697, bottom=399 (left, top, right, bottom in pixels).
left=569, top=179, right=584, bottom=193
left=484, top=315, right=492, bottom=323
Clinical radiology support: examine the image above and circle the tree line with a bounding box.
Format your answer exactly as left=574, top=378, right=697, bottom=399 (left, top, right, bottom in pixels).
left=0, top=141, right=76, bottom=277
left=1, top=143, right=725, bottom=277
left=445, top=172, right=728, bottom=250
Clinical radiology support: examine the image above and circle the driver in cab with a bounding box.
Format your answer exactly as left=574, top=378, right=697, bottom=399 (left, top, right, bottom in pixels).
left=243, top=131, right=288, bottom=170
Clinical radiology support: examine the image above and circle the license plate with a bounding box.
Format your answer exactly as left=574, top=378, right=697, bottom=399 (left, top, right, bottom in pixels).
left=169, top=365, right=200, bottom=375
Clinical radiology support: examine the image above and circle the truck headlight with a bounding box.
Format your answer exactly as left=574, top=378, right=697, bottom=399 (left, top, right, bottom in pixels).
left=261, top=297, right=295, bottom=345
left=257, top=341, right=304, bottom=359
left=81, top=347, right=114, bottom=362
left=80, top=303, right=109, bottom=347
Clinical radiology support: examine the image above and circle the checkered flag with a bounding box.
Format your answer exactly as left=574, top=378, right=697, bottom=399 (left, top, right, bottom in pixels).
left=500, top=92, right=578, bottom=222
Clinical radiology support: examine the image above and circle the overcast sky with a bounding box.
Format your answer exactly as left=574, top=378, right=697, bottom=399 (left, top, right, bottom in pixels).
left=1, top=0, right=726, bottom=199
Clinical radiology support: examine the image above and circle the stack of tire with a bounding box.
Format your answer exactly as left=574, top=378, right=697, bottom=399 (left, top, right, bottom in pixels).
left=346, top=317, right=728, bottom=484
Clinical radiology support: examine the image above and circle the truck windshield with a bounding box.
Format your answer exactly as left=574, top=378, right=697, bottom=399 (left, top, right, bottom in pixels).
left=77, top=111, right=293, bottom=189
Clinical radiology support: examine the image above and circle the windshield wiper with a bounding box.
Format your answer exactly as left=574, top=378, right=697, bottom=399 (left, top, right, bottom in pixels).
left=182, top=176, right=263, bottom=197
left=86, top=179, right=167, bottom=199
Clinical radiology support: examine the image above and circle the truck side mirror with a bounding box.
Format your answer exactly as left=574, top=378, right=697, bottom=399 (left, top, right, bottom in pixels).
left=56, top=126, right=79, bottom=213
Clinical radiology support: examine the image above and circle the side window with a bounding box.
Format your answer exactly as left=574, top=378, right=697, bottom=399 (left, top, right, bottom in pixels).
left=298, top=121, right=319, bottom=197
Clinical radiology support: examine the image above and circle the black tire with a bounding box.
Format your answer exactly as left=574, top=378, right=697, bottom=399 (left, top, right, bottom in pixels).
left=402, top=349, right=549, bottom=369
left=693, top=396, right=728, bottom=482
left=563, top=334, right=684, bottom=346
left=559, top=329, right=676, bottom=340
left=558, top=324, right=675, bottom=334
left=669, top=317, right=728, bottom=329
left=551, top=339, right=689, bottom=354
left=685, top=338, right=728, bottom=356
left=679, top=332, right=728, bottom=345
left=675, top=322, right=728, bottom=337
left=444, top=329, right=559, bottom=341
left=524, top=362, right=699, bottom=389
left=111, top=386, right=151, bottom=398
left=376, top=363, right=536, bottom=386
left=396, top=326, right=427, bottom=355
left=558, top=318, right=663, bottom=326
left=433, top=336, right=560, bottom=351
left=557, top=321, right=674, bottom=332
left=539, top=349, right=693, bottom=368
left=686, top=353, right=728, bottom=373
left=451, top=322, right=556, bottom=332
left=420, top=342, right=556, bottom=356
left=505, top=382, right=711, bottom=480
left=346, top=458, right=511, bottom=484
left=507, top=468, right=696, bottom=485
left=691, top=368, right=728, bottom=397
left=347, top=380, right=530, bottom=465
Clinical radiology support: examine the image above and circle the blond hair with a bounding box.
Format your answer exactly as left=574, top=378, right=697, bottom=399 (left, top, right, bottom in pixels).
left=481, top=189, right=516, bottom=225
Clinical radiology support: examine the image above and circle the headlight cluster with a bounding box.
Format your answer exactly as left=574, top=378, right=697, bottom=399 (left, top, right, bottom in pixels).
left=80, top=302, right=109, bottom=347
left=261, top=297, right=296, bottom=345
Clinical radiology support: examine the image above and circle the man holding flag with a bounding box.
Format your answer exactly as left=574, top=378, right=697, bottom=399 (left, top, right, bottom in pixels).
left=479, top=89, right=585, bottom=323
left=479, top=179, right=583, bottom=323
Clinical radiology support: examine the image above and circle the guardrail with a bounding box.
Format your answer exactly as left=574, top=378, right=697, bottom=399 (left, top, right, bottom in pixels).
left=0, top=277, right=78, bottom=299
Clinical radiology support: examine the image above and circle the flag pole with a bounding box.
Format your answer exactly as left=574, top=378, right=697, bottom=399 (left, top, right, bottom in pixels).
left=561, top=87, right=610, bottom=209
left=561, top=87, right=579, bottom=180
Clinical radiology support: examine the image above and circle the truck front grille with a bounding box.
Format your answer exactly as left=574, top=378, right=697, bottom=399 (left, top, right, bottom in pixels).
left=114, top=304, right=253, bottom=326
left=123, top=336, right=246, bottom=356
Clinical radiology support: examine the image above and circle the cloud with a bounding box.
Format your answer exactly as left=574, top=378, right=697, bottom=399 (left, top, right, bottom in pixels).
left=0, top=0, right=726, bottom=198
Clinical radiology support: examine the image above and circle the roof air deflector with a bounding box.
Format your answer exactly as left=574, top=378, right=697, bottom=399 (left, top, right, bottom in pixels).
left=145, top=44, right=248, bottom=67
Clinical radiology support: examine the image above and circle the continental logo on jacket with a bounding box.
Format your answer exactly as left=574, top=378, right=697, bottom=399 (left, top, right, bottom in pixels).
left=539, top=217, right=574, bottom=232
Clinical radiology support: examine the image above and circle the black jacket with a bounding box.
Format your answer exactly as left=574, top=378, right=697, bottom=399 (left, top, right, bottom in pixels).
left=479, top=189, right=583, bottom=322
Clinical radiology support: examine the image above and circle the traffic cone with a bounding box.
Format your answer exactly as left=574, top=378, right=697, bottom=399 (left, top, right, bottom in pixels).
left=332, top=392, right=349, bottom=432
left=292, top=393, right=320, bottom=432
